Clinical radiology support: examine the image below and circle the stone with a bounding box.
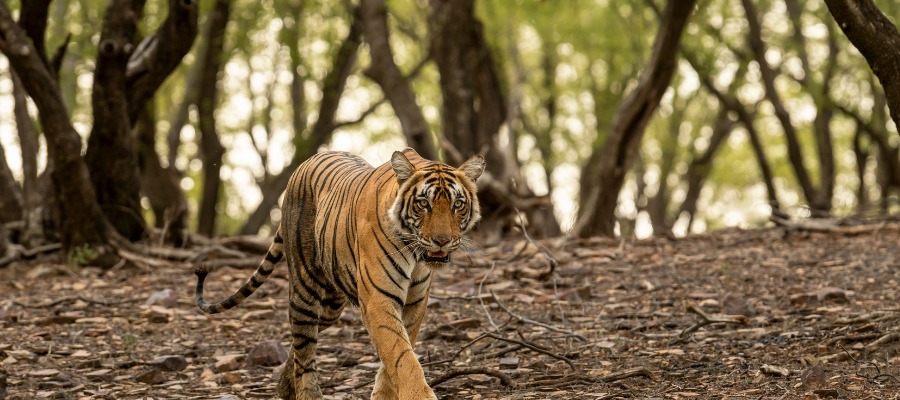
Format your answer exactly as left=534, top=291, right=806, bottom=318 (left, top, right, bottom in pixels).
left=143, top=289, right=178, bottom=308
left=245, top=340, right=287, bottom=367
left=801, top=366, right=827, bottom=389
left=37, top=381, right=73, bottom=389
left=240, top=309, right=275, bottom=321
left=815, top=287, right=848, bottom=303
left=785, top=285, right=805, bottom=295
left=499, top=357, right=520, bottom=369
left=215, top=354, right=245, bottom=373
left=218, top=395, right=241, bottom=400
left=890, top=356, right=900, bottom=366
left=149, top=355, right=188, bottom=372
left=135, top=368, right=165, bottom=385
left=200, top=368, right=216, bottom=380
left=223, top=372, right=243, bottom=383
left=722, top=293, right=756, bottom=317
left=789, top=293, right=820, bottom=308
left=70, top=350, right=91, bottom=358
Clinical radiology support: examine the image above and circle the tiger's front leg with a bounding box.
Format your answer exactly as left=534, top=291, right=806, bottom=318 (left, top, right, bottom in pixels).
left=360, top=268, right=436, bottom=400
left=371, top=268, right=433, bottom=400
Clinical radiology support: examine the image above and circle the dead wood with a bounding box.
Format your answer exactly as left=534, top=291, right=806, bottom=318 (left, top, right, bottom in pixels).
left=428, top=367, right=515, bottom=388
left=491, top=290, right=587, bottom=341
left=10, top=295, right=142, bottom=309
left=524, top=367, right=659, bottom=387
left=679, top=303, right=747, bottom=338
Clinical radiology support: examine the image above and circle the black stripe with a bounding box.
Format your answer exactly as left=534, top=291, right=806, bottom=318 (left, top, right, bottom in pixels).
left=274, top=234, right=284, bottom=243
left=239, top=286, right=254, bottom=298
left=265, top=251, right=282, bottom=264
left=405, top=296, right=426, bottom=307
left=364, top=268, right=403, bottom=308
left=410, top=272, right=431, bottom=287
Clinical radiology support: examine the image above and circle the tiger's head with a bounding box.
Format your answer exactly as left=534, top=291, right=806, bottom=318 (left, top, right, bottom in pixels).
left=389, top=151, right=485, bottom=268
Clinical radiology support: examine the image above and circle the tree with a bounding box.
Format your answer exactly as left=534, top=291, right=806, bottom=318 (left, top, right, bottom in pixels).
left=0, top=3, right=119, bottom=266
left=195, top=0, right=232, bottom=237
left=575, top=0, right=697, bottom=238
left=824, top=0, right=900, bottom=134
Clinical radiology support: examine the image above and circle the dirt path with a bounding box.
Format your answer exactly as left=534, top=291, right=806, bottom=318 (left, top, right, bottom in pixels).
left=1, top=225, right=899, bottom=399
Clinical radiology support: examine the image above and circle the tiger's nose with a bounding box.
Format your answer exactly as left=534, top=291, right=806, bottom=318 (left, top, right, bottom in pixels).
left=432, top=237, right=450, bottom=247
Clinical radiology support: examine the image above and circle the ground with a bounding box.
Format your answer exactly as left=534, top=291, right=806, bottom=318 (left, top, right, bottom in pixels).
left=1, top=222, right=899, bottom=400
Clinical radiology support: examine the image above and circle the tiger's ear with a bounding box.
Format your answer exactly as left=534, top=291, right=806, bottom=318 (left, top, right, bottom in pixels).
left=391, top=151, right=417, bottom=182
left=458, top=155, right=485, bottom=181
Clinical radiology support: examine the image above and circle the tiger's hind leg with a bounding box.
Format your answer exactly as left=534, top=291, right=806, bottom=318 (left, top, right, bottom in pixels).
left=276, top=287, right=345, bottom=400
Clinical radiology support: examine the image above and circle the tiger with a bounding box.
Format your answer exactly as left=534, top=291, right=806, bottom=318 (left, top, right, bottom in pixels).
left=194, top=148, right=484, bottom=400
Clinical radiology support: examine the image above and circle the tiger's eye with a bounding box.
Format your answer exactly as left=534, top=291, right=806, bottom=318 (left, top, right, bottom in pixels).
left=417, top=199, right=429, bottom=209
left=454, top=200, right=464, bottom=208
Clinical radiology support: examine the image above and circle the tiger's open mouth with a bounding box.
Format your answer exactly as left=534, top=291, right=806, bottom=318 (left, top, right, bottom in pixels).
left=424, top=251, right=450, bottom=263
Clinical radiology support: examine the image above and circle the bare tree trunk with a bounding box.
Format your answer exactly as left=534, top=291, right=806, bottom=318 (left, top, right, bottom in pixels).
left=84, top=0, right=148, bottom=241
left=196, top=0, right=231, bottom=237
left=678, top=110, right=735, bottom=231
left=853, top=124, right=869, bottom=214
left=0, top=142, right=22, bottom=224
left=136, top=105, right=189, bottom=245
left=0, top=4, right=119, bottom=266
left=238, top=6, right=362, bottom=235
left=823, top=0, right=900, bottom=133
left=11, top=70, right=44, bottom=245
left=576, top=0, right=697, bottom=238
left=361, top=0, right=437, bottom=159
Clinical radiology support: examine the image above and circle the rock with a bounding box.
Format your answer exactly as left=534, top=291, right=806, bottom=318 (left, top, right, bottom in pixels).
left=218, top=395, right=241, bottom=400
left=135, top=368, right=165, bottom=385
left=446, top=318, right=481, bottom=330
left=357, top=362, right=381, bottom=370
left=801, top=366, right=827, bottom=389
left=149, top=355, right=188, bottom=372
left=722, top=293, right=756, bottom=317
left=241, top=309, right=275, bottom=321
left=789, top=293, right=820, bottom=308
left=200, top=368, right=216, bottom=380
left=758, top=364, right=789, bottom=377
left=815, top=287, right=848, bottom=303
left=223, top=372, right=243, bottom=383
left=245, top=340, right=287, bottom=367
left=813, top=389, right=839, bottom=398
left=0, top=307, right=7, bottom=322
left=699, top=299, right=720, bottom=308
left=499, top=357, right=520, bottom=369
left=28, top=369, right=60, bottom=377
left=890, top=356, right=900, bottom=366
left=143, top=289, right=178, bottom=308
left=215, top=354, right=245, bottom=373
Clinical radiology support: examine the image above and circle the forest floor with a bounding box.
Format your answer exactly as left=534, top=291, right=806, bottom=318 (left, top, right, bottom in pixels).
left=1, top=221, right=900, bottom=400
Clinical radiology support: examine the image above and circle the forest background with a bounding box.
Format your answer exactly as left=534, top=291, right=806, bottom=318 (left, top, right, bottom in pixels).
left=2, top=0, right=900, bottom=265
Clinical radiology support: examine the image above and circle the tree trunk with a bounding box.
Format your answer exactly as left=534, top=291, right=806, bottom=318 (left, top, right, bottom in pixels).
left=11, top=70, right=45, bottom=246
left=678, top=110, right=735, bottom=231
left=196, top=0, right=231, bottom=237
left=576, top=0, right=697, bottom=238
left=0, top=142, right=22, bottom=224
left=361, top=0, right=437, bottom=159
left=83, top=0, right=147, bottom=241
left=238, top=6, right=362, bottom=235
left=0, top=4, right=119, bottom=266
left=823, top=0, right=900, bottom=133
left=136, top=105, right=189, bottom=245
left=853, top=124, right=869, bottom=214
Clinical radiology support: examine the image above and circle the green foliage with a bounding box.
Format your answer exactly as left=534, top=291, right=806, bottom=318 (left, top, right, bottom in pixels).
left=67, top=243, right=98, bottom=270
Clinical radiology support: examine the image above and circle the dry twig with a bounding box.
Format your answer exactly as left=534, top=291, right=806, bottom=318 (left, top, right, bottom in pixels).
left=490, top=290, right=587, bottom=342
left=428, top=367, right=515, bottom=387
left=679, top=303, right=747, bottom=338
left=11, top=295, right=142, bottom=309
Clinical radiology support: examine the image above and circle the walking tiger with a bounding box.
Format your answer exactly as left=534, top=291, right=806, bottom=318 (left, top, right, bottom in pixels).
left=194, top=148, right=485, bottom=400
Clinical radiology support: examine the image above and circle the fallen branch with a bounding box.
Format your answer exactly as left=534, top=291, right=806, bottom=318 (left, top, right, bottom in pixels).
left=428, top=367, right=515, bottom=387
left=478, top=262, right=500, bottom=333
left=679, top=303, right=747, bottom=338
left=491, top=290, right=587, bottom=342
left=770, top=216, right=899, bottom=235
left=820, top=331, right=900, bottom=363
left=423, top=332, right=577, bottom=371
left=10, top=295, right=142, bottom=309
left=523, top=367, right=659, bottom=388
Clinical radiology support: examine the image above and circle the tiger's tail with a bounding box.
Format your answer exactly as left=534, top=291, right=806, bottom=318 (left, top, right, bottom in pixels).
left=194, top=228, right=285, bottom=314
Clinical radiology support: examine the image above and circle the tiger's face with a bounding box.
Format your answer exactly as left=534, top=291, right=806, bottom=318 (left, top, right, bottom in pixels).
left=389, top=152, right=485, bottom=267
